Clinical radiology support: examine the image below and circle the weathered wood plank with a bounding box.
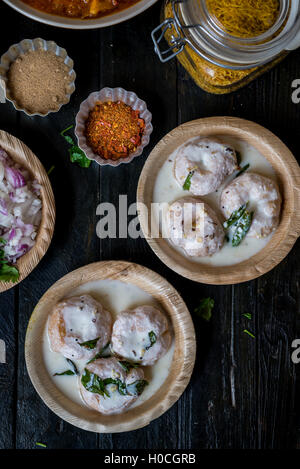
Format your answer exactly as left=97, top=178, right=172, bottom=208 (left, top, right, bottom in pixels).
left=8, top=17, right=101, bottom=448
left=97, top=4, right=179, bottom=449
left=0, top=0, right=299, bottom=449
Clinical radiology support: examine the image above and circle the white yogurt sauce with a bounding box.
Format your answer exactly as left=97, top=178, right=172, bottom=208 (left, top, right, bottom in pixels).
left=43, top=279, right=175, bottom=411
left=152, top=135, right=279, bottom=266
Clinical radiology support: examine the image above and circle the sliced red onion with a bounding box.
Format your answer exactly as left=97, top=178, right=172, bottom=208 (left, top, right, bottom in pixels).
left=5, top=167, right=26, bottom=188
left=0, top=199, right=7, bottom=216
left=8, top=228, right=16, bottom=241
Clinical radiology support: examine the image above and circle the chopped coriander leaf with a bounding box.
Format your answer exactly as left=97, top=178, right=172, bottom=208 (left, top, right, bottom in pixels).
left=60, top=124, right=91, bottom=168
left=36, top=442, right=47, bottom=448
left=60, top=125, right=75, bottom=143
left=0, top=263, right=19, bottom=283
left=47, top=165, right=55, bottom=176
left=183, top=170, right=195, bottom=191
left=68, top=146, right=91, bottom=168
left=243, top=329, right=255, bottom=339
left=79, top=337, right=100, bottom=349
left=194, top=297, right=214, bottom=322
left=243, top=313, right=252, bottom=320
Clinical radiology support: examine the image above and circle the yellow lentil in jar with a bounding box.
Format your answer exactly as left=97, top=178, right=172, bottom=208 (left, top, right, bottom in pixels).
left=163, top=1, right=285, bottom=94
left=206, top=0, right=280, bottom=38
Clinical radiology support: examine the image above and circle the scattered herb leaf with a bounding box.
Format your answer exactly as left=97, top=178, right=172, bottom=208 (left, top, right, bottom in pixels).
left=183, top=170, right=195, bottom=191
left=194, top=297, right=214, bottom=322
left=232, top=210, right=253, bottom=247
left=223, top=203, right=248, bottom=229
left=126, top=379, right=148, bottom=396
left=60, top=125, right=91, bottom=168
left=145, top=331, right=157, bottom=351
left=243, top=313, right=252, bottom=320
left=118, top=361, right=140, bottom=372
left=243, top=329, right=255, bottom=339
left=235, top=163, right=250, bottom=178
left=53, top=369, right=75, bottom=377
left=47, top=165, right=55, bottom=176
left=68, top=146, right=91, bottom=168
left=79, top=337, right=100, bottom=350
left=36, top=442, right=47, bottom=448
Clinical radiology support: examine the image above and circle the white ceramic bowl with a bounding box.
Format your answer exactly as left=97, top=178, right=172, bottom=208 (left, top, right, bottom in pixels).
left=3, top=0, right=158, bottom=29
left=0, top=38, right=76, bottom=117
left=75, top=87, right=153, bottom=167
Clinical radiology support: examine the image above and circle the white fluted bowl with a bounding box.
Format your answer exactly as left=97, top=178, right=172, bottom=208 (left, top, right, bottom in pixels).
left=75, top=87, right=153, bottom=167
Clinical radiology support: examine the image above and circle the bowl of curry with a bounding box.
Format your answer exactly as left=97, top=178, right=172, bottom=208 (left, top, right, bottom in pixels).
left=3, top=0, right=158, bottom=29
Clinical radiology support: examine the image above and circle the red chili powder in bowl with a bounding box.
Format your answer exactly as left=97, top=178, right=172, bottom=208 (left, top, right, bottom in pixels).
left=84, top=100, right=145, bottom=160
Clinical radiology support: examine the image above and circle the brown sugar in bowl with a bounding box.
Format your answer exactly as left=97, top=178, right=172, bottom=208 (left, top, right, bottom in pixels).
left=137, top=117, right=300, bottom=285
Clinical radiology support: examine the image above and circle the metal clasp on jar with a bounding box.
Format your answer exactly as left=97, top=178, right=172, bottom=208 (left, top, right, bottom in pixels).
left=151, top=17, right=186, bottom=63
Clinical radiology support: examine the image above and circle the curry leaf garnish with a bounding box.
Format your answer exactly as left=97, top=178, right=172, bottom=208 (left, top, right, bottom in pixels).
left=235, top=163, right=250, bottom=178
left=126, top=380, right=148, bottom=396
left=53, top=357, right=78, bottom=377
left=66, top=359, right=79, bottom=375
left=53, top=369, right=75, bottom=377
left=81, top=368, right=110, bottom=397
left=60, top=125, right=91, bottom=168
left=232, top=210, right=253, bottom=247
left=194, top=297, right=214, bottom=322
left=183, top=170, right=195, bottom=191
left=87, top=343, right=112, bottom=364
left=223, top=203, right=248, bottom=229
left=145, top=331, right=157, bottom=351
left=235, top=150, right=242, bottom=166
left=118, top=361, right=140, bottom=372
left=103, top=377, right=127, bottom=396
left=81, top=369, right=148, bottom=398
left=79, top=337, right=100, bottom=350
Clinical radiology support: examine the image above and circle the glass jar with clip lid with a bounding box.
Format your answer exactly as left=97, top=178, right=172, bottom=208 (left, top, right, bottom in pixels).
left=151, top=0, right=300, bottom=94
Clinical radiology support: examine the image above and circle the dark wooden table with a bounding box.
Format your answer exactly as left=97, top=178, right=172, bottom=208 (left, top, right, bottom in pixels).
left=0, top=1, right=299, bottom=450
